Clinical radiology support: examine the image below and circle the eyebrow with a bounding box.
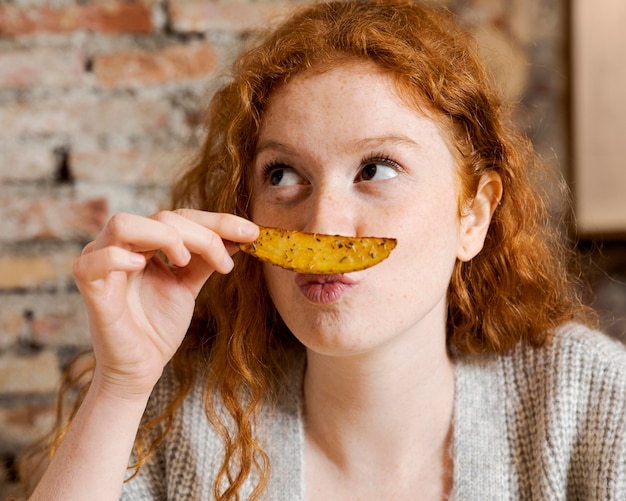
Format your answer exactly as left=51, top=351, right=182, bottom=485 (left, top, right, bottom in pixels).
left=255, top=134, right=422, bottom=157
left=255, top=139, right=297, bottom=157
left=350, top=134, right=422, bottom=153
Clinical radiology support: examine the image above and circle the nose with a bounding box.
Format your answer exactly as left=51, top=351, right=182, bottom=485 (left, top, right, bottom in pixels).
left=303, top=186, right=359, bottom=237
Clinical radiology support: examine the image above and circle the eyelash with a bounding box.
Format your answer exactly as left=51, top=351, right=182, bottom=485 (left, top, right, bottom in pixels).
left=259, top=153, right=403, bottom=181
left=360, top=153, right=402, bottom=172
left=260, top=160, right=289, bottom=180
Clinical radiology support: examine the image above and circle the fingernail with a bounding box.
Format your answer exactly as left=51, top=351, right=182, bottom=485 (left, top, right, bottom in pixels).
left=240, top=222, right=258, bottom=238
left=222, top=253, right=234, bottom=271
left=130, top=253, right=146, bottom=266
left=181, top=247, right=192, bottom=264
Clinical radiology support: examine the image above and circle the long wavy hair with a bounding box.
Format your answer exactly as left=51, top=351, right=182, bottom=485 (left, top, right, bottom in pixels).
left=29, top=1, right=592, bottom=499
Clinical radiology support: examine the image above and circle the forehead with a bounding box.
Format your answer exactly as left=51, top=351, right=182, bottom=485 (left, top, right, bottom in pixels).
left=261, top=62, right=408, bottom=133
left=274, top=58, right=464, bottom=169
left=256, top=60, right=454, bottom=159
left=265, top=61, right=393, bottom=109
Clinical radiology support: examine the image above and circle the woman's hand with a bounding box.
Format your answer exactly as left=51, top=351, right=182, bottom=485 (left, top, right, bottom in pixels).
left=72, top=209, right=258, bottom=401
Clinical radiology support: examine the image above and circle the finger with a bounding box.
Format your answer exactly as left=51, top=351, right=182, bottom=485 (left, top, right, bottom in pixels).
left=81, top=241, right=96, bottom=255
left=169, top=209, right=259, bottom=243
left=73, top=246, right=146, bottom=283
left=173, top=253, right=217, bottom=297
left=96, top=213, right=191, bottom=268
left=151, top=210, right=258, bottom=274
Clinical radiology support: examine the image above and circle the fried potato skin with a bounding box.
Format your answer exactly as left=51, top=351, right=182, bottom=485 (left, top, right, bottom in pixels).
left=237, top=226, right=397, bottom=274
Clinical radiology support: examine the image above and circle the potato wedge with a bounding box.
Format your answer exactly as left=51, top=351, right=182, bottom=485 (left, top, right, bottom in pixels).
left=238, top=226, right=397, bottom=274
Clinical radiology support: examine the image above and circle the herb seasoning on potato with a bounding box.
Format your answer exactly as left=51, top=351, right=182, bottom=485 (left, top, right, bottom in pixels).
left=238, top=226, right=397, bottom=273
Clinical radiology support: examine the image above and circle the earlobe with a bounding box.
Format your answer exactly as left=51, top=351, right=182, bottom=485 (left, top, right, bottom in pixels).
left=457, top=171, right=503, bottom=262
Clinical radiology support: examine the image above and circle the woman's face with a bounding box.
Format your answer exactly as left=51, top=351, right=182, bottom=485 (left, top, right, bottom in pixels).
left=250, top=61, right=475, bottom=357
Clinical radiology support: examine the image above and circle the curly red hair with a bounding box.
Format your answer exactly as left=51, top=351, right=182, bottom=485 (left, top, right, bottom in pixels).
left=35, top=1, right=591, bottom=500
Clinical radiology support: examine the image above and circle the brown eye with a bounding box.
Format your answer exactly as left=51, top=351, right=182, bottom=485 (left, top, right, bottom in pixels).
left=270, top=168, right=285, bottom=186
left=360, top=163, right=378, bottom=181
left=266, top=165, right=304, bottom=186
left=357, top=161, right=399, bottom=182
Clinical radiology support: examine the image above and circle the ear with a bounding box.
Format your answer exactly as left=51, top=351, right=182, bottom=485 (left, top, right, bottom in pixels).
left=457, top=171, right=503, bottom=262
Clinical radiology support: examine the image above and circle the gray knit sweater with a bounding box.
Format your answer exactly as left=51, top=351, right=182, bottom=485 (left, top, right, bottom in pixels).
left=121, top=323, right=626, bottom=500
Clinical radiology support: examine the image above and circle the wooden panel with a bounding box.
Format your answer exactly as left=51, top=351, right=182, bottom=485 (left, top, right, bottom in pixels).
left=572, top=0, right=626, bottom=235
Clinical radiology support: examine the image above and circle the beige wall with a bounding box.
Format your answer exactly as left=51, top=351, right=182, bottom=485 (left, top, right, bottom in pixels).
left=573, top=0, right=626, bottom=235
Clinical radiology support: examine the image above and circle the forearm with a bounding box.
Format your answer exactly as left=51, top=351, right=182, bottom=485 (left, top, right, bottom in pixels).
left=29, top=378, right=150, bottom=501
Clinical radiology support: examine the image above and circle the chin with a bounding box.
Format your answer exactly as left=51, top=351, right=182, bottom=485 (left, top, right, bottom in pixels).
left=290, top=319, right=391, bottom=358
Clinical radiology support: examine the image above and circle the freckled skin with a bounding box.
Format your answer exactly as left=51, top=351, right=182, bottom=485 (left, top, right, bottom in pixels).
left=251, top=60, right=473, bottom=357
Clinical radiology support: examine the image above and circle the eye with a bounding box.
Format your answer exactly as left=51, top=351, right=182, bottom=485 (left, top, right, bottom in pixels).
left=264, top=164, right=304, bottom=186
left=357, top=158, right=400, bottom=182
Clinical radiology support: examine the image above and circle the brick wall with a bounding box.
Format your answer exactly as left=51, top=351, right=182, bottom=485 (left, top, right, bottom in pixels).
left=0, top=0, right=568, bottom=496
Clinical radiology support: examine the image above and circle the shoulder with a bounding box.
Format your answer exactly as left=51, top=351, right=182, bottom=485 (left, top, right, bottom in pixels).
left=545, top=321, right=626, bottom=366
left=455, top=322, right=626, bottom=409
left=507, top=322, right=626, bottom=392
left=494, top=322, right=626, bottom=424
left=509, top=323, right=626, bottom=496
left=453, top=323, right=626, bottom=498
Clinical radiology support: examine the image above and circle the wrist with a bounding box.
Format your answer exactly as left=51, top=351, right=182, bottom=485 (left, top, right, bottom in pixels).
left=89, top=368, right=157, bottom=406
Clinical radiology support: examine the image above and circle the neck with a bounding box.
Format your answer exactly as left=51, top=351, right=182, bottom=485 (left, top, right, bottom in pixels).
left=303, top=327, right=455, bottom=475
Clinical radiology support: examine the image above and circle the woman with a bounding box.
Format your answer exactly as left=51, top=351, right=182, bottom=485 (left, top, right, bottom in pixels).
left=27, top=0, right=626, bottom=500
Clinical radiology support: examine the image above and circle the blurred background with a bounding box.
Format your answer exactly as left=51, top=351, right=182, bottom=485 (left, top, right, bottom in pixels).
left=0, top=0, right=624, bottom=496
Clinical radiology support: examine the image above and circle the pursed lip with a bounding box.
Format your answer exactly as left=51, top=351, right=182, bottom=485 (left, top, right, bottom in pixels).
left=294, top=273, right=358, bottom=304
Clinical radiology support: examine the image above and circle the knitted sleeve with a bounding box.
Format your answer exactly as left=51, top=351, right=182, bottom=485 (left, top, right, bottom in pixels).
left=501, top=323, right=626, bottom=500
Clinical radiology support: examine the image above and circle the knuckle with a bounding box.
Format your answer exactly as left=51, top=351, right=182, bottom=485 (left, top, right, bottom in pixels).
left=103, top=246, right=118, bottom=265
left=204, top=230, right=220, bottom=248
left=81, top=241, right=95, bottom=255
left=172, top=208, right=194, bottom=219
left=200, top=231, right=226, bottom=264
left=151, top=210, right=172, bottom=223
left=151, top=211, right=183, bottom=246
left=107, top=212, right=133, bottom=237
left=72, top=255, right=87, bottom=280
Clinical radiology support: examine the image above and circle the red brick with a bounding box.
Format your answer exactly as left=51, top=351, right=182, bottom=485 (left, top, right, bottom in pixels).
left=0, top=197, right=108, bottom=242
left=71, top=147, right=194, bottom=185
left=0, top=2, right=152, bottom=36
left=79, top=97, right=171, bottom=136
left=0, top=252, right=77, bottom=290
left=0, top=351, right=61, bottom=394
left=0, top=143, right=56, bottom=182
left=0, top=402, right=56, bottom=448
left=85, top=2, right=153, bottom=34
left=1, top=292, right=91, bottom=348
left=0, top=48, right=84, bottom=89
left=168, top=0, right=291, bottom=33
left=0, top=5, right=79, bottom=35
left=94, top=44, right=218, bottom=88
left=0, top=96, right=172, bottom=138
left=74, top=183, right=172, bottom=218
left=0, top=100, right=72, bottom=137
left=0, top=311, right=22, bottom=350
left=31, top=311, right=91, bottom=347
